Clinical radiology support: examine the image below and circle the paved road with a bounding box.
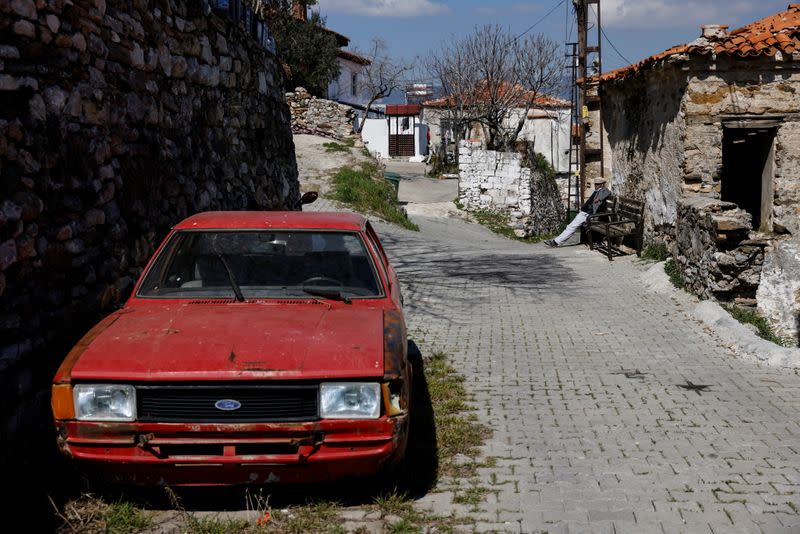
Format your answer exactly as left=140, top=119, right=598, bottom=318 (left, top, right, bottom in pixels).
left=367, top=205, right=800, bottom=533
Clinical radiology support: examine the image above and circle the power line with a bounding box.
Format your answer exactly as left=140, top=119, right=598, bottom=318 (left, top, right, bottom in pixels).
left=514, top=0, right=567, bottom=43
left=588, top=5, right=633, bottom=67
left=601, top=26, right=633, bottom=66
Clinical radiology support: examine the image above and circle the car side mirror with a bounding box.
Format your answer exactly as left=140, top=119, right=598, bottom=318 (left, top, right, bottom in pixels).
left=301, top=192, right=318, bottom=205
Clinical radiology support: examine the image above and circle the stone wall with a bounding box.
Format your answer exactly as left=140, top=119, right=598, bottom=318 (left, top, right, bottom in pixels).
left=601, top=67, right=688, bottom=239
left=458, top=142, right=563, bottom=238
left=0, top=0, right=297, bottom=511
left=682, top=56, right=800, bottom=236
left=757, top=239, right=800, bottom=343
left=603, top=53, right=800, bottom=341
left=674, top=196, right=766, bottom=301
left=286, top=86, right=356, bottom=140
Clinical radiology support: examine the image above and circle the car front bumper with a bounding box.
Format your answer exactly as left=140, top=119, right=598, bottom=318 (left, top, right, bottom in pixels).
left=55, top=416, right=409, bottom=486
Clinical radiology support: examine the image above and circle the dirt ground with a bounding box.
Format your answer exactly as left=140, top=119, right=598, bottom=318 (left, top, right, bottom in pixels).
left=293, top=134, right=370, bottom=196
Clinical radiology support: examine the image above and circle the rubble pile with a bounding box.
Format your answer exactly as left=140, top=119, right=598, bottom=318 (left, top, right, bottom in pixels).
left=286, top=87, right=357, bottom=140
left=675, top=196, right=767, bottom=302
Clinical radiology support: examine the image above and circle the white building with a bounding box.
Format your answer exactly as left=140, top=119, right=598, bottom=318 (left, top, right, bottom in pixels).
left=421, top=93, right=571, bottom=174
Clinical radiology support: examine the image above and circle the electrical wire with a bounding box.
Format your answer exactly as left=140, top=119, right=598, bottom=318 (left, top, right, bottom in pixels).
left=514, top=0, right=567, bottom=43
left=588, top=5, right=634, bottom=67
left=601, top=26, right=633, bottom=66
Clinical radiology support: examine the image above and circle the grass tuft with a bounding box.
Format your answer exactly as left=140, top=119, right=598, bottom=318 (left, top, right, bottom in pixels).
left=641, top=242, right=670, bottom=262
left=56, top=496, right=152, bottom=534
left=721, top=304, right=791, bottom=347
left=664, top=258, right=685, bottom=289
left=426, top=352, right=491, bottom=478
left=323, top=138, right=356, bottom=153
left=330, top=163, right=419, bottom=231
left=470, top=209, right=560, bottom=244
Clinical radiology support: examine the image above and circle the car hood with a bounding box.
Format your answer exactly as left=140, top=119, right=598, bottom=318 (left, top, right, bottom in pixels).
left=69, top=302, right=385, bottom=381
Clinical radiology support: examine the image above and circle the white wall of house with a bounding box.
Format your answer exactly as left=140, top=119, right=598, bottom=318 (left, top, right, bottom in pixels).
left=361, top=117, right=428, bottom=160
left=328, top=57, right=369, bottom=108
left=414, top=123, right=429, bottom=159
left=517, top=108, right=571, bottom=174
left=361, top=118, right=389, bottom=159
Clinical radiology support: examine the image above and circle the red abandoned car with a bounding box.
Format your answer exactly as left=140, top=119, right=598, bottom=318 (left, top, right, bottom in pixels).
left=51, top=211, right=410, bottom=485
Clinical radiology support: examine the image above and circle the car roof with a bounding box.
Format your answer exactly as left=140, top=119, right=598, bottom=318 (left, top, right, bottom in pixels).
left=173, top=211, right=368, bottom=231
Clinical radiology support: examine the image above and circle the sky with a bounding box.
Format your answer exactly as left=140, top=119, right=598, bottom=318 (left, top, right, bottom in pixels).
left=314, top=0, right=792, bottom=77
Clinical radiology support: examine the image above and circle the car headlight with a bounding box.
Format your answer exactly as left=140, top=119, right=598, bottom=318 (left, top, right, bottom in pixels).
left=320, top=383, right=380, bottom=419
left=73, top=384, right=136, bottom=422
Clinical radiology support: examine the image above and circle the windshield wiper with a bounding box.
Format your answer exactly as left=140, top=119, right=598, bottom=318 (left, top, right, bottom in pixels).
left=302, top=287, right=352, bottom=304
left=216, top=253, right=245, bottom=302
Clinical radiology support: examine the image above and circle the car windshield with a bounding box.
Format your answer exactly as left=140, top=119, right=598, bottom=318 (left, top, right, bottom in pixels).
left=137, top=230, right=382, bottom=299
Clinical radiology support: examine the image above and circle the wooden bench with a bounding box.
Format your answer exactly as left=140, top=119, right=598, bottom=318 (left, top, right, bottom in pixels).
left=585, top=196, right=645, bottom=261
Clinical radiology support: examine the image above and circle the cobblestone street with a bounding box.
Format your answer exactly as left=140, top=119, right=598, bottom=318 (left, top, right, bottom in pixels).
left=366, top=201, right=800, bottom=533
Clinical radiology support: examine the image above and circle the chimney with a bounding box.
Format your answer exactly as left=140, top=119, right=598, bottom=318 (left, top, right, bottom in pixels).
left=292, top=1, right=308, bottom=22
left=701, top=24, right=728, bottom=39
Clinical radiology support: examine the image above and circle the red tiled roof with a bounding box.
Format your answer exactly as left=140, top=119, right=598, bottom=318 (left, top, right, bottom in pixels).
left=337, top=49, right=371, bottom=66
left=601, top=4, right=800, bottom=82
left=386, top=104, right=421, bottom=116
left=423, top=81, right=569, bottom=109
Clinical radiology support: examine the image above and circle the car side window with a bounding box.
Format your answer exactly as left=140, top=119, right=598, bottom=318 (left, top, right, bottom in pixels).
left=365, top=223, right=389, bottom=266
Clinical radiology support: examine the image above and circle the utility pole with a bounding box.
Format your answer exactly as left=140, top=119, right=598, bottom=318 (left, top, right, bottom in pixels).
left=572, top=0, right=603, bottom=207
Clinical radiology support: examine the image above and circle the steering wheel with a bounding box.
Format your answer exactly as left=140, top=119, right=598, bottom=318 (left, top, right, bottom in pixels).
left=301, top=276, right=343, bottom=287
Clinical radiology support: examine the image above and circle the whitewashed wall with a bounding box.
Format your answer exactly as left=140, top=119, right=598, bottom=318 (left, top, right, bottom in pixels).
left=361, top=118, right=389, bottom=159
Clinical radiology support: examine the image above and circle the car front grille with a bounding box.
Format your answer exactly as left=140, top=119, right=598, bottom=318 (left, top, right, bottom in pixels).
left=136, top=384, right=319, bottom=423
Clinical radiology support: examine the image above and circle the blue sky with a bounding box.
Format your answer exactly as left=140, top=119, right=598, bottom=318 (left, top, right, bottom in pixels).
left=315, top=0, right=791, bottom=75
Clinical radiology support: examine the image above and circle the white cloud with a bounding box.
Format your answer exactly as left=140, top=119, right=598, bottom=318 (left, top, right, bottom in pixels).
left=603, top=0, right=758, bottom=29
left=512, top=3, right=540, bottom=13
left=317, top=0, right=450, bottom=18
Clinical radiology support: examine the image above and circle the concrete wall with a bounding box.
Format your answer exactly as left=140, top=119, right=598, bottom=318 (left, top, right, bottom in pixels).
left=0, top=0, right=297, bottom=513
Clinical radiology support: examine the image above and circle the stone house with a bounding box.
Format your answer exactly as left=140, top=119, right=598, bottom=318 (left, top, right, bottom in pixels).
left=598, top=5, right=800, bottom=342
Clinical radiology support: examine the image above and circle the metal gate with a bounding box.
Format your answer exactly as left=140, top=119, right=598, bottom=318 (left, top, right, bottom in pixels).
left=389, top=134, right=415, bottom=157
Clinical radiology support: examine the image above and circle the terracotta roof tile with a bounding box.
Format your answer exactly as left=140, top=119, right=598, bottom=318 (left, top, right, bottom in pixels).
left=601, top=4, right=800, bottom=82
left=423, top=81, right=569, bottom=109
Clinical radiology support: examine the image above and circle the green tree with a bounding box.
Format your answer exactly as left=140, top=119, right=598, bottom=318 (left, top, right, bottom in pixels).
left=263, top=1, right=341, bottom=96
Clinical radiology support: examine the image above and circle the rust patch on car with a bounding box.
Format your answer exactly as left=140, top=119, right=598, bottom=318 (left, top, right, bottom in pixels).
left=383, top=309, right=407, bottom=380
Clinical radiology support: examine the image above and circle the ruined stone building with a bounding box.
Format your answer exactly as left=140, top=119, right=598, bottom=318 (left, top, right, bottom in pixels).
left=597, top=5, right=800, bottom=343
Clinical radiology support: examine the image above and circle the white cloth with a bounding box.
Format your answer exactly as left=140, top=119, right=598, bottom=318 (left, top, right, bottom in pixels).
left=554, top=211, right=588, bottom=245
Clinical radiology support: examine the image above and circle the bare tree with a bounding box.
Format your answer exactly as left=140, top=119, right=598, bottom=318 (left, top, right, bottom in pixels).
left=428, top=26, right=564, bottom=152
left=356, top=39, right=411, bottom=133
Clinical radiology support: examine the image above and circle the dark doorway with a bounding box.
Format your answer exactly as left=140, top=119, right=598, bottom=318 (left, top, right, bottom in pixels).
left=721, top=127, right=776, bottom=231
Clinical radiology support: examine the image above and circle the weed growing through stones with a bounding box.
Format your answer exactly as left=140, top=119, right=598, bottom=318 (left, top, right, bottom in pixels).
left=664, top=258, right=685, bottom=289
left=640, top=242, right=670, bottom=262
left=721, top=304, right=791, bottom=347
left=329, top=163, right=419, bottom=231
